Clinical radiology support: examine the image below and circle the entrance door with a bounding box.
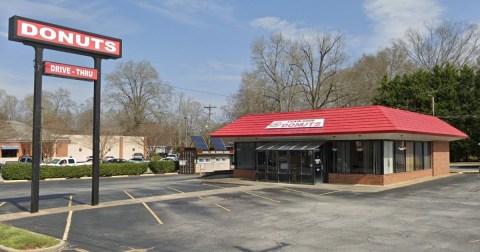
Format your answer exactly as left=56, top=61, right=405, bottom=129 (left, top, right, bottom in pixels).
left=257, top=151, right=267, bottom=181
left=314, top=148, right=324, bottom=183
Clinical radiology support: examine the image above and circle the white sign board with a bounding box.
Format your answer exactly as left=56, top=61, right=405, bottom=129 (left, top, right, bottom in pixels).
left=266, top=119, right=325, bottom=129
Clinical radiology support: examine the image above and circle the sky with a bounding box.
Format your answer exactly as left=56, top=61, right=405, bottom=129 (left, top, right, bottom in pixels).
left=1, top=0, right=480, bottom=111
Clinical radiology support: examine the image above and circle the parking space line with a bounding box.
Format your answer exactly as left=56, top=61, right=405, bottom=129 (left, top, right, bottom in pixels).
left=278, top=187, right=341, bottom=197
left=167, top=186, right=184, bottom=193
left=0, top=202, right=5, bottom=207
left=243, top=191, right=280, bottom=203
left=202, top=183, right=225, bottom=189
left=62, top=195, right=73, bottom=241
left=197, top=196, right=231, bottom=212
left=124, top=191, right=163, bottom=224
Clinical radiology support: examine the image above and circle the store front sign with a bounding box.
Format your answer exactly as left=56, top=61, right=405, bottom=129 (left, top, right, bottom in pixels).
left=266, top=119, right=325, bottom=129
left=9, top=16, right=122, bottom=58
left=44, top=61, right=97, bottom=81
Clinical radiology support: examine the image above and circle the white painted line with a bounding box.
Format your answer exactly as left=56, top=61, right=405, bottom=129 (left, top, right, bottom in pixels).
left=197, top=196, right=231, bottom=212
left=0, top=202, right=5, bottom=207
left=124, top=190, right=135, bottom=200
left=243, top=191, right=280, bottom=203
left=142, top=202, right=164, bottom=224
left=214, top=203, right=231, bottom=212
left=278, top=187, right=341, bottom=197
left=62, top=195, right=74, bottom=241
left=124, top=191, right=163, bottom=225
left=202, top=183, right=226, bottom=189
left=167, top=186, right=184, bottom=193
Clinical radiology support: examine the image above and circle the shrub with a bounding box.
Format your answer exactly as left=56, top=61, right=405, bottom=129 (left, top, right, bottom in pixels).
left=148, top=160, right=176, bottom=174
left=1, top=162, right=148, bottom=180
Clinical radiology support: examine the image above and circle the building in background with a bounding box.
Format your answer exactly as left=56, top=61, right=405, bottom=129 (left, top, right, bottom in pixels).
left=0, top=120, right=145, bottom=163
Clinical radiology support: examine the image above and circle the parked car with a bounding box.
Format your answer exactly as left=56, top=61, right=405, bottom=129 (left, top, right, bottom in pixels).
left=129, top=157, right=149, bottom=163
left=44, top=157, right=78, bottom=166
left=132, top=153, right=144, bottom=159
left=18, top=156, right=32, bottom=163
left=104, top=158, right=129, bottom=163
left=103, top=156, right=115, bottom=162
left=161, top=157, right=177, bottom=161
left=166, top=154, right=179, bottom=161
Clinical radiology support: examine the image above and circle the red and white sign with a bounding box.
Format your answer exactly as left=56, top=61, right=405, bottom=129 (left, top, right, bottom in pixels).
left=44, top=61, right=98, bottom=81
left=266, top=119, right=325, bottom=129
left=9, top=16, right=121, bottom=59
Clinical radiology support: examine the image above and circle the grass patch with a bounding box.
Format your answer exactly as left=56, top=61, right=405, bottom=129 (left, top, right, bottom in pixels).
left=0, top=223, right=60, bottom=250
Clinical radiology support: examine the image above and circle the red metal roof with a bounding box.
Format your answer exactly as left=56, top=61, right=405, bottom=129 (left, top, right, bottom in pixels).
left=211, top=105, right=467, bottom=140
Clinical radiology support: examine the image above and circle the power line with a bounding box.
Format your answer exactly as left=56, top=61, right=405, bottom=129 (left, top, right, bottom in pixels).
left=170, top=85, right=229, bottom=97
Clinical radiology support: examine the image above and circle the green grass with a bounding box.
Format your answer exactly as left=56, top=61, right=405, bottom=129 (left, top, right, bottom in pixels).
left=0, top=223, right=60, bottom=250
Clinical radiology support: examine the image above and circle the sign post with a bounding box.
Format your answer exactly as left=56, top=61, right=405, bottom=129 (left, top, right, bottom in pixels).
left=8, top=15, right=122, bottom=212
left=30, top=45, right=43, bottom=213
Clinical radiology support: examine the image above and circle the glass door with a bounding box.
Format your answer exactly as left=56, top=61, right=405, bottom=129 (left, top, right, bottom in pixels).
left=256, top=151, right=266, bottom=181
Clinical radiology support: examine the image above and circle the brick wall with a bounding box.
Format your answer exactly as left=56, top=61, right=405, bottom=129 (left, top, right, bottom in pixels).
left=328, top=169, right=434, bottom=185
left=233, top=169, right=256, bottom=180
left=328, top=173, right=384, bottom=185
left=383, top=169, right=433, bottom=185
left=432, top=141, right=450, bottom=176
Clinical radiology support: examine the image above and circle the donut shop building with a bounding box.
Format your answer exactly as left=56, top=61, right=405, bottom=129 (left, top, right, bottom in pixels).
left=211, top=106, right=467, bottom=185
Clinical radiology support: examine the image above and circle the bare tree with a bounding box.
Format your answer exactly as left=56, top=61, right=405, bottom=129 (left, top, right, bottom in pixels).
left=289, top=33, right=347, bottom=109
left=105, top=60, right=172, bottom=134
left=396, top=21, right=480, bottom=70
left=251, top=33, right=302, bottom=112
left=0, top=89, right=19, bottom=120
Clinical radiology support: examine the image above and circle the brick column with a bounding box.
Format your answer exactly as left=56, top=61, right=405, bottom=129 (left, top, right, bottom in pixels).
left=432, top=141, right=450, bottom=176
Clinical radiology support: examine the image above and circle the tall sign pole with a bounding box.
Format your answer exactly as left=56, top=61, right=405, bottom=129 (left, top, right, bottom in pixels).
left=30, top=45, right=44, bottom=213
left=92, top=57, right=102, bottom=205
left=9, top=15, right=122, bottom=212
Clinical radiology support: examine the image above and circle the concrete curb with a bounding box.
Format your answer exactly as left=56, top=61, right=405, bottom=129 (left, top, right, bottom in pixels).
left=0, top=234, right=65, bottom=252
left=0, top=172, right=182, bottom=183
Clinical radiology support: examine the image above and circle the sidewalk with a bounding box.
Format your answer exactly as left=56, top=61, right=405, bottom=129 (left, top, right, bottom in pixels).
left=201, top=174, right=458, bottom=193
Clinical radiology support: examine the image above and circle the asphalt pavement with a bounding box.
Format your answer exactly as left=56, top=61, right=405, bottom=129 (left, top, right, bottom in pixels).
left=0, top=173, right=478, bottom=251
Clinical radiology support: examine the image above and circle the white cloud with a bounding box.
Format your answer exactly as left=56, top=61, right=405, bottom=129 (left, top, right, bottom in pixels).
left=0, top=31, right=7, bottom=38
left=135, top=0, right=235, bottom=27
left=0, top=0, right=138, bottom=36
left=250, top=16, right=320, bottom=41
left=363, top=0, right=444, bottom=51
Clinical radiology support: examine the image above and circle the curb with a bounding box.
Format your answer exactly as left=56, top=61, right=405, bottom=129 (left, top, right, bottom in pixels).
left=0, top=237, right=65, bottom=252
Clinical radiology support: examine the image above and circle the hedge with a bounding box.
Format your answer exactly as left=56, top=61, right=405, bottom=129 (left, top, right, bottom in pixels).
left=148, top=160, right=177, bottom=174
left=1, top=162, right=148, bottom=180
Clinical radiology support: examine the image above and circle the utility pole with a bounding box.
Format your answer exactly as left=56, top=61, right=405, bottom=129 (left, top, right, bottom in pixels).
left=204, top=106, right=216, bottom=148
left=204, top=105, right=217, bottom=130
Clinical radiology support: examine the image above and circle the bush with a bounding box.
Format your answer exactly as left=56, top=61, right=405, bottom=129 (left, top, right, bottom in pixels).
left=148, top=160, right=176, bottom=174
left=1, top=162, right=148, bottom=180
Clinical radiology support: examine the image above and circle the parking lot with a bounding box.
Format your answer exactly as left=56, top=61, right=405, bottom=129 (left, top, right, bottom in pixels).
left=0, top=174, right=479, bottom=251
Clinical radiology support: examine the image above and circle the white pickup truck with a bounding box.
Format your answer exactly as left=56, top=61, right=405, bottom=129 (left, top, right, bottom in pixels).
left=44, top=157, right=86, bottom=166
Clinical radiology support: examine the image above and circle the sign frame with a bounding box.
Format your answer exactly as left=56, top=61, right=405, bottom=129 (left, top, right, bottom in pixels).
left=9, top=15, right=122, bottom=59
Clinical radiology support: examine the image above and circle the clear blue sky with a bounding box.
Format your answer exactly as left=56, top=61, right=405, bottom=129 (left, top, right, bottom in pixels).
left=1, top=0, right=479, bottom=108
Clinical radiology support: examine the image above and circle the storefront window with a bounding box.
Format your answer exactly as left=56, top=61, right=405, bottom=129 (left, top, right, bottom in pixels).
left=278, top=151, right=289, bottom=183
left=423, top=142, right=431, bottom=169
left=406, top=141, right=415, bottom=172
left=394, top=141, right=406, bottom=173
left=414, top=141, right=423, bottom=170
left=384, top=141, right=394, bottom=174
left=235, top=142, right=256, bottom=169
